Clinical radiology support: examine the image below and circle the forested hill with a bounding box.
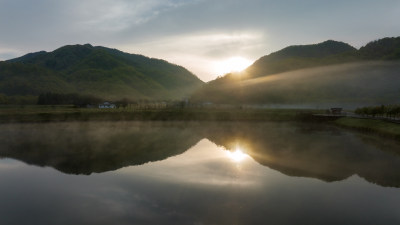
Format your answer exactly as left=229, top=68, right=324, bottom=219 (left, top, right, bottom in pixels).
left=244, top=40, right=357, bottom=78
left=208, top=37, right=400, bottom=85
left=358, top=37, right=400, bottom=60
left=192, top=37, right=400, bottom=106
left=0, top=44, right=203, bottom=102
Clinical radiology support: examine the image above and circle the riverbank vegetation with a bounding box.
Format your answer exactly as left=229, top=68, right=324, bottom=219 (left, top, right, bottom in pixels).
left=2, top=105, right=400, bottom=141
left=334, top=117, right=400, bottom=140
left=0, top=105, right=323, bottom=123
left=355, top=104, right=400, bottom=119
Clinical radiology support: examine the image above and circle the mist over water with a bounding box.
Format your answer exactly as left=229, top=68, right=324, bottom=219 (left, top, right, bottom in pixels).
left=1, top=121, right=400, bottom=224
left=0, top=122, right=202, bottom=174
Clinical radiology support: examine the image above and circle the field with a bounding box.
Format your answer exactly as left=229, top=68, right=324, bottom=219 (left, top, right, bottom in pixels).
left=0, top=105, right=325, bottom=123
left=3, top=105, right=400, bottom=141
left=334, top=117, right=400, bottom=139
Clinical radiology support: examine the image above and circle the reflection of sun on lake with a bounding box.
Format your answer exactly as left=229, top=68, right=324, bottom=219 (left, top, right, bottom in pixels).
left=226, top=147, right=249, bottom=163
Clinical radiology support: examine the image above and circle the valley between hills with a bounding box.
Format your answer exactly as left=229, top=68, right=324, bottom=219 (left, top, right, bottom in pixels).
left=0, top=36, right=399, bottom=106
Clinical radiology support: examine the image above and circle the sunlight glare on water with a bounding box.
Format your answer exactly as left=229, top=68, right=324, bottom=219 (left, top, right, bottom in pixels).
left=1, top=122, right=400, bottom=225
left=116, top=139, right=262, bottom=187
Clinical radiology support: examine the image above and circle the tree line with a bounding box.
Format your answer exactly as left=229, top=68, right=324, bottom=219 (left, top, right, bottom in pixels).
left=37, top=93, right=103, bottom=107
left=355, top=105, right=400, bottom=119
left=36, top=92, right=189, bottom=109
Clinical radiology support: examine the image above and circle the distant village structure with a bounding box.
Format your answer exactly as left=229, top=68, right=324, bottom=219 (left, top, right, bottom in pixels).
left=98, top=102, right=116, bottom=109
left=330, top=108, right=343, bottom=115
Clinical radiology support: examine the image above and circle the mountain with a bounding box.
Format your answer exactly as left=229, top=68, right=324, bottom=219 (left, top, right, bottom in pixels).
left=358, top=37, right=400, bottom=60
left=192, top=61, right=400, bottom=107
left=245, top=40, right=357, bottom=78
left=192, top=37, right=400, bottom=107
left=0, top=62, right=72, bottom=96
left=1, top=44, right=203, bottom=101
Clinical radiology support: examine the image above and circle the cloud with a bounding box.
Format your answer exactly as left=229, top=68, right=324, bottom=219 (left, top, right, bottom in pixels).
left=0, top=52, right=19, bottom=61
left=74, top=0, right=195, bottom=32
left=127, top=32, right=264, bottom=57
left=0, top=45, right=22, bottom=61
left=0, top=0, right=201, bottom=51
left=116, top=31, right=266, bottom=81
left=1, top=0, right=400, bottom=80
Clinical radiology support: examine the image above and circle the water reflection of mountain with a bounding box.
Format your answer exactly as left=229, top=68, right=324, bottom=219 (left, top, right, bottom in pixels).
left=200, top=122, right=400, bottom=188
left=1, top=121, right=400, bottom=188
left=0, top=122, right=202, bottom=175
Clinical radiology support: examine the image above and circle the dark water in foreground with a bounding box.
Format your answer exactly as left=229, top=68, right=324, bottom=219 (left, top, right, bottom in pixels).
left=1, top=121, right=400, bottom=225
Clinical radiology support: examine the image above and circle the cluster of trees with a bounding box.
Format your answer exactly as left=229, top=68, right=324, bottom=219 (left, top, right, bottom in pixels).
left=37, top=92, right=102, bottom=107
left=0, top=94, right=38, bottom=105
left=120, top=99, right=189, bottom=109
left=36, top=93, right=189, bottom=109
left=355, top=105, right=400, bottom=119
left=2, top=44, right=202, bottom=101
left=358, top=37, right=400, bottom=60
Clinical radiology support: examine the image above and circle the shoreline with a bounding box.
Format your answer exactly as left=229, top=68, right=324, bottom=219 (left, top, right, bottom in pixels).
left=333, top=117, right=400, bottom=140
left=0, top=106, right=322, bottom=123
left=2, top=105, right=400, bottom=140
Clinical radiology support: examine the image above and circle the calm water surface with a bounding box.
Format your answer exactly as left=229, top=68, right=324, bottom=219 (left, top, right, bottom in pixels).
left=1, top=121, right=400, bottom=225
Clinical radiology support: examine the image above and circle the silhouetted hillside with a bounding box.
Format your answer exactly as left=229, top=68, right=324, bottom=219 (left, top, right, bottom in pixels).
left=0, top=62, right=72, bottom=95
left=358, top=37, right=400, bottom=60
left=192, top=61, right=400, bottom=107
left=245, top=40, right=357, bottom=78
left=208, top=40, right=357, bottom=85
left=2, top=44, right=203, bottom=101
left=193, top=37, right=400, bottom=106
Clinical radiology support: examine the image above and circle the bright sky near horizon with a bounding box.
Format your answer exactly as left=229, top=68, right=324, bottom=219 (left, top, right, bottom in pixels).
left=1, top=0, right=400, bottom=81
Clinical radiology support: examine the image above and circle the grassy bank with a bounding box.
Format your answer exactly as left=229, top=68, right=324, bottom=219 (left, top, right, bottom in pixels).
left=3, top=105, right=400, bottom=141
left=334, top=117, right=400, bottom=139
left=0, top=105, right=324, bottom=123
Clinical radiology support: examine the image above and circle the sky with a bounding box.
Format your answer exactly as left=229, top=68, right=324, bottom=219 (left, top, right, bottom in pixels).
left=0, top=0, right=399, bottom=81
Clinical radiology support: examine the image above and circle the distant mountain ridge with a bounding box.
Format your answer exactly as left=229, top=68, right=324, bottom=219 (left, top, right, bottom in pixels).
left=245, top=40, right=357, bottom=78
left=192, top=36, right=400, bottom=106
left=1, top=44, right=203, bottom=101
left=210, top=37, right=400, bottom=84
left=257, top=40, right=356, bottom=62
left=358, top=37, right=400, bottom=60
left=2, top=36, right=400, bottom=105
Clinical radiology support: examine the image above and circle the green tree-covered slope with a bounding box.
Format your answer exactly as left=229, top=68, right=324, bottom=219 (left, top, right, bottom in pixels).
left=193, top=37, right=400, bottom=106
left=2, top=44, right=203, bottom=101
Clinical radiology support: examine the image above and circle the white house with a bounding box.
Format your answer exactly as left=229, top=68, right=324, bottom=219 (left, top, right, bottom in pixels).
left=99, top=102, right=116, bottom=109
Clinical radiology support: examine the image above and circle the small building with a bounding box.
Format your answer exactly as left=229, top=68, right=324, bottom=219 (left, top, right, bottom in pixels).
left=330, top=108, right=343, bottom=115
left=99, top=102, right=116, bottom=109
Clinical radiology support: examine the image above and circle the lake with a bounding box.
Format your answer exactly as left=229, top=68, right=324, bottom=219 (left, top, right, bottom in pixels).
left=1, top=121, right=400, bottom=225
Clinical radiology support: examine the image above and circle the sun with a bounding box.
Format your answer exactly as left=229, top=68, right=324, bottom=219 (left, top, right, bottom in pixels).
left=214, top=57, right=253, bottom=76
left=226, top=147, right=249, bottom=163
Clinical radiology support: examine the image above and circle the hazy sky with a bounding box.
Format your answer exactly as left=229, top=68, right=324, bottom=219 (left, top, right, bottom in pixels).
left=1, top=0, right=399, bottom=81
